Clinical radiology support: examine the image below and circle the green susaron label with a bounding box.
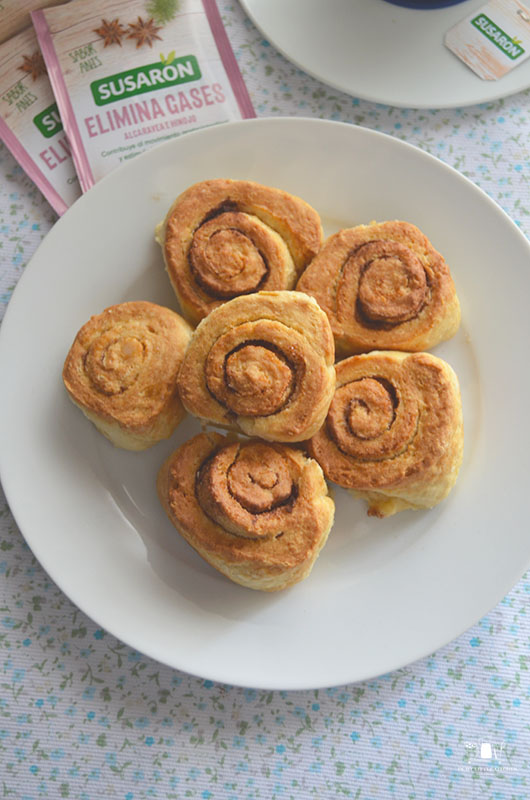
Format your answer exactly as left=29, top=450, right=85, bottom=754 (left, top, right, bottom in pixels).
left=90, top=56, right=201, bottom=106
left=33, top=102, right=63, bottom=138
left=471, top=14, right=525, bottom=60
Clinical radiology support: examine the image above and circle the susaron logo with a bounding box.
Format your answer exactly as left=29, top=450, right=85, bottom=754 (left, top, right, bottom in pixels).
left=90, top=55, right=201, bottom=106
left=471, top=14, right=525, bottom=60
left=33, top=102, right=63, bottom=138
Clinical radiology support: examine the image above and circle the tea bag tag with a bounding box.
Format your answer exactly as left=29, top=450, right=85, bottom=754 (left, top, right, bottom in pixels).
left=445, top=0, right=530, bottom=80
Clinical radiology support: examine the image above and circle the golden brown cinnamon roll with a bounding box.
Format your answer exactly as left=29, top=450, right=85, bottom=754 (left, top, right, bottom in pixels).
left=308, top=351, right=463, bottom=517
left=297, top=221, right=460, bottom=356
left=156, top=179, right=323, bottom=324
left=177, top=290, right=335, bottom=442
left=63, top=301, right=192, bottom=450
left=157, top=432, right=335, bottom=591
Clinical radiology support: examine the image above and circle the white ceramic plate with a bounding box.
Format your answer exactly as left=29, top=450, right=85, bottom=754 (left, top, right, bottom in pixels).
left=240, top=0, right=530, bottom=108
left=1, top=118, right=530, bottom=690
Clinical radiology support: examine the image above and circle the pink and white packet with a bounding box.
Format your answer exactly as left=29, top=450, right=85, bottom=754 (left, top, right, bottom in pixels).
left=0, top=27, right=80, bottom=215
left=32, top=0, right=255, bottom=193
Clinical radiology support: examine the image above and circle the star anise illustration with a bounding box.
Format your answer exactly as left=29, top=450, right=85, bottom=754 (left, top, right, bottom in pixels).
left=127, top=17, right=163, bottom=48
left=18, top=51, right=47, bottom=81
left=93, top=18, right=127, bottom=47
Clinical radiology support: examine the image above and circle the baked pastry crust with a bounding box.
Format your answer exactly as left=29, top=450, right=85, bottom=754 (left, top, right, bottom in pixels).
left=308, top=350, right=463, bottom=517
left=156, top=178, right=323, bottom=324
left=297, top=221, right=460, bottom=356
left=63, top=301, right=192, bottom=450
left=157, top=432, right=335, bottom=591
left=177, top=290, right=336, bottom=442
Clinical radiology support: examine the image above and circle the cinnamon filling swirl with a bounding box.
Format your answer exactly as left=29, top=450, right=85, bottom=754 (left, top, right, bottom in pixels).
left=325, top=375, right=417, bottom=463
left=84, top=328, right=148, bottom=396
left=196, top=441, right=297, bottom=538
left=62, top=301, right=192, bottom=449
left=296, top=221, right=460, bottom=356
left=157, top=431, right=335, bottom=590
left=159, top=179, right=324, bottom=324
left=189, top=212, right=272, bottom=299
left=352, top=241, right=428, bottom=325
left=177, top=291, right=335, bottom=442
left=308, top=351, right=463, bottom=515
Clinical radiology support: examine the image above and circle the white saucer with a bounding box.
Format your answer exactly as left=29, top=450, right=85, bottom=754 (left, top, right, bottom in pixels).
left=240, top=0, right=530, bottom=108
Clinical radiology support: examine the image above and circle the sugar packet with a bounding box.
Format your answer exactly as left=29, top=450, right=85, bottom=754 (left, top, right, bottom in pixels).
left=445, top=0, right=530, bottom=80
left=0, top=27, right=80, bottom=215
left=32, top=0, right=255, bottom=192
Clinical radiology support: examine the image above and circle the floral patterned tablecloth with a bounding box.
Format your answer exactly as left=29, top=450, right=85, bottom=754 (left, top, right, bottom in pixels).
left=1, top=2, right=530, bottom=798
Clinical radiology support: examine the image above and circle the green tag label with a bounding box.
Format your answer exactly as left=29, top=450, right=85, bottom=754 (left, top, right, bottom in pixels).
left=33, top=102, right=63, bottom=138
left=90, top=56, right=201, bottom=106
left=471, top=13, right=525, bottom=59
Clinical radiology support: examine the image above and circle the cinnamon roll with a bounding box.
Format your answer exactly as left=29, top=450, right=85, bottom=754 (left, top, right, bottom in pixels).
left=63, top=301, right=192, bottom=450
left=157, top=432, right=335, bottom=591
left=297, top=221, right=460, bottom=356
left=177, top=290, right=336, bottom=442
left=156, top=179, right=323, bottom=324
left=308, top=351, right=463, bottom=517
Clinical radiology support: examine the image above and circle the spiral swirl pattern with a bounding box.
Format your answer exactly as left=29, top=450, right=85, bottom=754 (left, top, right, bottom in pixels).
left=62, top=301, right=192, bottom=450
left=157, top=432, right=335, bottom=591
left=297, top=221, right=460, bottom=357
left=177, top=291, right=336, bottom=442
left=157, top=179, right=323, bottom=324
left=308, top=351, right=463, bottom=517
